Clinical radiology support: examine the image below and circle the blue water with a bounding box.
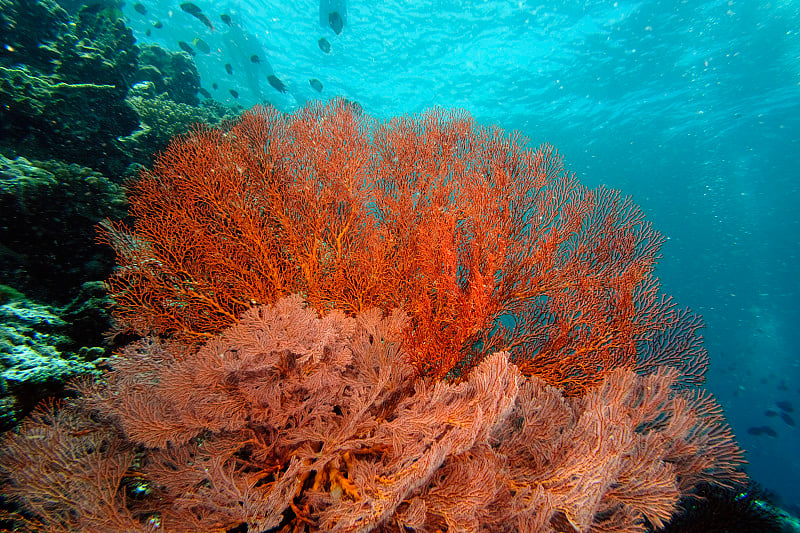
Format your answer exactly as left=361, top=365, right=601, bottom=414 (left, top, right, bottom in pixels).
left=125, top=0, right=800, bottom=509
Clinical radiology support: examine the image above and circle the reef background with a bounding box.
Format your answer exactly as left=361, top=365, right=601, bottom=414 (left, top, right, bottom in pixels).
left=0, top=0, right=798, bottom=519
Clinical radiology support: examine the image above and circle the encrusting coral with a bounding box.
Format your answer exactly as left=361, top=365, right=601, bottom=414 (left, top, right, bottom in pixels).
left=0, top=100, right=746, bottom=531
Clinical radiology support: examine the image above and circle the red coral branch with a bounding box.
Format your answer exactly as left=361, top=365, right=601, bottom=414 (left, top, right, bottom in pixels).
left=0, top=296, right=744, bottom=532
left=102, top=100, right=697, bottom=394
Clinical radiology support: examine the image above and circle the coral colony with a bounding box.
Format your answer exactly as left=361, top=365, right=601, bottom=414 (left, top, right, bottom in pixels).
left=0, top=100, right=745, bottom=532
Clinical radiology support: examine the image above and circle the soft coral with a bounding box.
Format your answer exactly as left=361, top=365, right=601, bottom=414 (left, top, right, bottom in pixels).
left=103, top=99, right=704, bottom=394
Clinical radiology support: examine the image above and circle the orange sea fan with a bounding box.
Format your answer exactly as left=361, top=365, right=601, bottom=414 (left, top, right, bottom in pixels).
left=0, top=296, right=743, bottom=532
left=103, top=99, right=705, bottom=393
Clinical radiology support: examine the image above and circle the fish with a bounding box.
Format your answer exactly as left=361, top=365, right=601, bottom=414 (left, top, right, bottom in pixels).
left=195, top=13, right=214, bottom=31
left=343, top=98, right=363, bottom=115
left=146, top=28, right=151, bottom=37
left=133, top=2, right=146, bottom=14
left=224, top=63, right=233, bottom=75
left=229, top=89, right=239, bottom=98
left=328, top=11, right=344, bottom=34
left=776, top=400, right=794, bottom=413
left=193, top=38, right=210, bottom=54
left=212, top=82, right=218, bottom=90
left=180, top=3, right=214, bottom=31
left=198, top=87, right=211, bottom=99
left=179, top=2, right=202, bottom=15
left=309, top=78, right=323, bottom=92
left=318, top=37, right=331, bottom=54
left=780, top=412, right=795, bottom=427
left=220, top=13, right=232, bottom=26
left=153, top=20, right=163, bottom=28
left=178, top=41, right=195, bottom=56
left=765, top=409, right=777, bottom=417
left=747, top=425, right=778, bottom=437
left=250, top=54, right=260, bottom=63
left=267, top=75, right=287, bottom=93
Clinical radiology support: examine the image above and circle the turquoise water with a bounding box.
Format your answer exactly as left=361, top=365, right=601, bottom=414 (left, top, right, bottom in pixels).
left=126, top=0, right=800, bottom=510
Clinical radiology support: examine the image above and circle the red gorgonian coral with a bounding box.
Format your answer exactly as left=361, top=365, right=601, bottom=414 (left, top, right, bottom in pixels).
left=0, top=100, right=745, bottom=532
left=101, top=100, right=705, bottom=395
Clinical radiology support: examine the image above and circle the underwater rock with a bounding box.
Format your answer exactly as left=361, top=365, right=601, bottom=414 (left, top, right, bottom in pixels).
left=0, top=154, right=126, bottom=302
left=118, top=83, right=238, bottom=168
left=136, top=43, right=201, bottom=106
left=0, top=286, right=104, bottom=431
left=0, top=0, right=140, bottom=176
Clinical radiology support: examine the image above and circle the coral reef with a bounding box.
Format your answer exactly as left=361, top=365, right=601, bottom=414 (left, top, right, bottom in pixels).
left=0, top=101, right=747, bottom=531
left=119, top=81, right=239, bottom=171
left=133, top=44, right=201, bottom=106
left=657, top=480, right=798, bottom=533
left=0, top=0, right=232, bottom=177
left=0, top=285, right=104, bottom=432
left=0, top=0, right=239, bottom=438
left=0, top=0, right=70, bottom=72
left=0, top=79, right=744, bottom=532
left=0, top=0, right=139, bottom=175
left=104, top=100, right=706, bottom=394
left=0, top=153, right=121, bottom=430
left=0, top=154, right=126, bottom=302
left=0, top=295, right=743, bottom=532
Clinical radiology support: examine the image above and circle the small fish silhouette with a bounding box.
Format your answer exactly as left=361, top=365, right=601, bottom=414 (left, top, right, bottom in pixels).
left=309, top=78, right=323, bottom=92
left=229, top=89, right=239, bottom=98
left=180, top=3, right=214, bottom=31
left=179, top=2, right=202, bottom=15
left=133, top=2, right=146, bottom=15
left=194, top=13, right=214, bottom=31
left=178, top=41, right=195, bottom=56
left=328, top=11, right=343, bottom=34
left=318, top=37, right=331, bottom=54
left=193, top=38, right=210, bottom=54
left=224, top=63, right=233, bottom=75
left=747, top=425, right=778, bottom=437
left=267, top=75, right=287, bottom=93
left=220, top=14, right=232, bottom=26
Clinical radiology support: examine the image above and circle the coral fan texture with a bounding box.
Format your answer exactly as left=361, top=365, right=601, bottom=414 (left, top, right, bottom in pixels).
left=1, top=296, right=742, bottom=532
left=0, top=101, right=745, bottom=532
left=104, top=100, right=705, bottom=394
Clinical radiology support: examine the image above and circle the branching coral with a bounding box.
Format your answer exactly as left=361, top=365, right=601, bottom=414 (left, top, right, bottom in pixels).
left=0, top=101, right=745, bottom=532
left=103, top=100, right=703, bottom=394
left=0, top=296, right=744, bottom=532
